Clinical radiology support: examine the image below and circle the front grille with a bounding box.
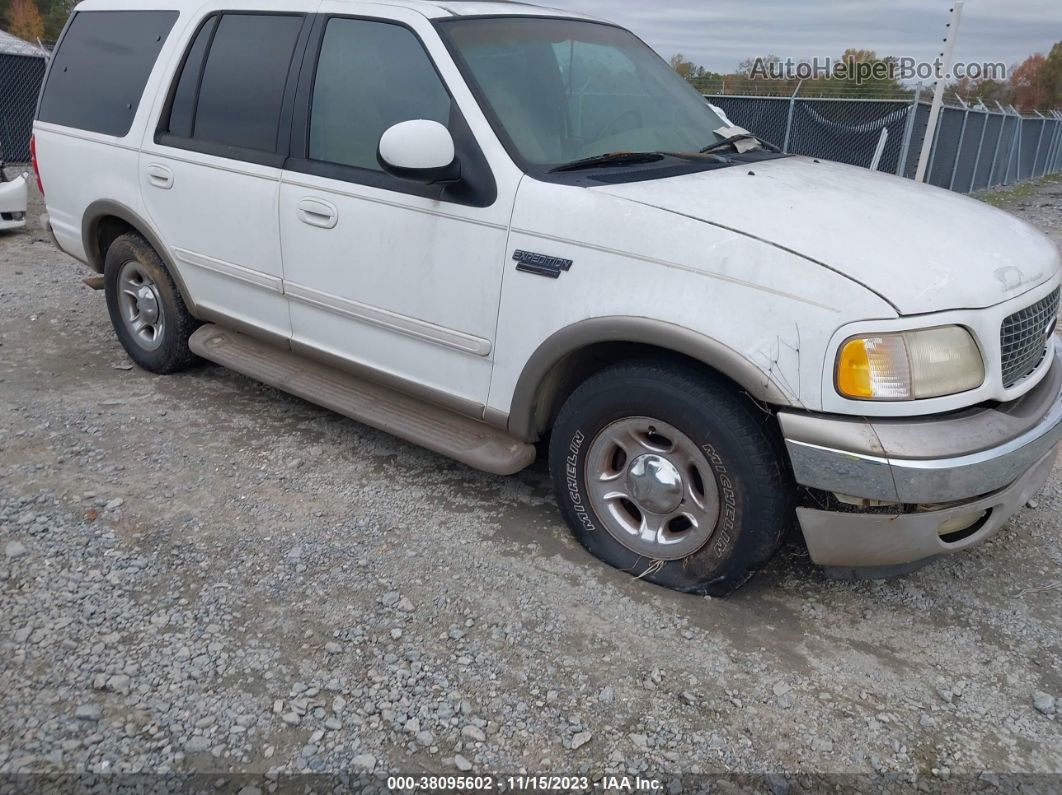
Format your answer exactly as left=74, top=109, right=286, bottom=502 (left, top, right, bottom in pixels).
left=1000, top=287, right=1060, bottom=388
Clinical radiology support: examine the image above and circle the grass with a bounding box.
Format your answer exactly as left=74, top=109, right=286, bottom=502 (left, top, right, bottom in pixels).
left=980, top=173, right=1062, bottom=208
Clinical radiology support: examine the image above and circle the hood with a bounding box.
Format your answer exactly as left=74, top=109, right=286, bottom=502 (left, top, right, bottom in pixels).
left=592, top=156, right=1060, bottom=315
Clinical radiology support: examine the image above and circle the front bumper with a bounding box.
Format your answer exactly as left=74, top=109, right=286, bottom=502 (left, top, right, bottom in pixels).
left=0, top=174, right=28, bottom=231
left=780, top=348, right=1062, bottom=568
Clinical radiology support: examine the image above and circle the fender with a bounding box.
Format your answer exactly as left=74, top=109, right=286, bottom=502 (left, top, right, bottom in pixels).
left=504, top=316, right=791, bottom=441
left=81, top=199, right=198, bottom=314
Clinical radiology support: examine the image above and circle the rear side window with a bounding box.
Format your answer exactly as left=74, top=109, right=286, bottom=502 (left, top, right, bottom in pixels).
left=38, top=10, right=178, bottom=137
left=160, top=13, right=304, bottom=155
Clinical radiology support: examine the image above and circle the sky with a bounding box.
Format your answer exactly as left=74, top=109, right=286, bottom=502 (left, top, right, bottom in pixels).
left=542, top=0, right=1062, bottom=81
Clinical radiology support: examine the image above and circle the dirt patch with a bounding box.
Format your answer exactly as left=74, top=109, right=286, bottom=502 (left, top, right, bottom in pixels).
left=1, top=170, right=1060, bottom=786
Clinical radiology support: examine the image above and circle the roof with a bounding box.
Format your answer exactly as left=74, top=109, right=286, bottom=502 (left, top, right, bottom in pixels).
left=425, top=1, right=590, bottom=18
left=0, top=28, right=47, bottom=58
left=70, top=0, right=592, bottom=21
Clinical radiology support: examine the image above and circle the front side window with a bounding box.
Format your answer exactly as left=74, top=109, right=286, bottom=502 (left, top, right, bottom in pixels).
left=440, top=18, right=730, bottom=169
left=161, top=13, right=304, bottom=154
left=308, top=18, right=451, bottom=171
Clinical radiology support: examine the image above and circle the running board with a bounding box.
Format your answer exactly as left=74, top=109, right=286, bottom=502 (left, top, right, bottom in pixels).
left=188, top=325, right=535, bottom=476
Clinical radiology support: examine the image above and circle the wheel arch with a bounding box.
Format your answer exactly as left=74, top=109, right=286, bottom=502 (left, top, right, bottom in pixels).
left=82, top=199, right=197, bottom=313
left=504, top=317, right=792, bottom=442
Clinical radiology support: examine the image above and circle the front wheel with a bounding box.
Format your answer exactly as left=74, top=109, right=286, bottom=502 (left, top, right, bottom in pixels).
left=548, top=361, right=793, bottom=596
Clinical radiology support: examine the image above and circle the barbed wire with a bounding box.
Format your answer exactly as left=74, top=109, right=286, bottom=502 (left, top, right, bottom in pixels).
left=692, top=79, right=1061, bottom=116
left=707, top=92, right=1062, bottom=190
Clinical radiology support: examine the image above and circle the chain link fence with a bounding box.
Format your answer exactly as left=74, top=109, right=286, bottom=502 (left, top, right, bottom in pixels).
left=708, top=92, right=1062, bottom=193
left=0, top=30, right=48, bottom=164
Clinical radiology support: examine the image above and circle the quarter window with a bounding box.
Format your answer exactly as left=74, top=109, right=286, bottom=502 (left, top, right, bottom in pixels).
left=308, top=18, right=451, bottom=171
left=38, top=10, right=178, bottom=137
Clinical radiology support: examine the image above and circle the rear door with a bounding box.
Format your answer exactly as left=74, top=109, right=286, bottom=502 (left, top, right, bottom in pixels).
left=140, top=5, right=312, bottom=339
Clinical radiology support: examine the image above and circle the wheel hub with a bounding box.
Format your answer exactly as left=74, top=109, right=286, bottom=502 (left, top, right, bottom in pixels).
left=136, top=286, right=160, bottom=324
left=583, top=417, right=722, bottom=561
left=626, top=454, right=683, bottom=514
left=116, top=260, right=165, bottom=352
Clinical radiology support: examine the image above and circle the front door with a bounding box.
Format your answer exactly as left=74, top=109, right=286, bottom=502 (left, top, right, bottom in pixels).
left=278, top=5, right=518, bottom=412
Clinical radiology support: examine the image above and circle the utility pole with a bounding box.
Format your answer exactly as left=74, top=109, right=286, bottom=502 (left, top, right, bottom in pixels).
left=915, top=2, right=964, bottom=182
left=782, top=80, right=803, bottom=154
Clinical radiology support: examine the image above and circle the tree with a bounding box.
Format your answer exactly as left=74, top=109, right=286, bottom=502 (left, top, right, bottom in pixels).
left=1045, top=41, right=1062, bottom=108
left=668, top=53, right=721, bottom=91
left=669, top=53, right=698, bottom=79
left=36, top=0, right=74, bottom=41
left=3, top=0, right=71, bottom=42
left=1011, top=53, right=1051, bottom=111
left=7, top=0, right=44, bottom=42
left=958, top=77, right=1013, bottom=107
left=719, top=49, right=904, bottom=99
left=828, top=49, right=904, bottom=98
left=737, top=54, right=780, bottom=78
left=717, top=55, right=792, bottom=96
left=713, top=44, right=1061, bottom=107
left=946, top=42, right=1060, bottom=111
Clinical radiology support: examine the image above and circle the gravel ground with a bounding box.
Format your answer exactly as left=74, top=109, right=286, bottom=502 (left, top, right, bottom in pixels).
left=1, top=169, right=1061, bottom=792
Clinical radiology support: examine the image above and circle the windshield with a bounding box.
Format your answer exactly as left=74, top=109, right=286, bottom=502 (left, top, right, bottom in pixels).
left=440, top=17, right=730, bottom=169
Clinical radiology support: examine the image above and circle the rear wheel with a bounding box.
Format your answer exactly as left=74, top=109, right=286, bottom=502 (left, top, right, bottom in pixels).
left=548, top=361, right=792, bottom=596
left=104, top=233, right=199, bottom=374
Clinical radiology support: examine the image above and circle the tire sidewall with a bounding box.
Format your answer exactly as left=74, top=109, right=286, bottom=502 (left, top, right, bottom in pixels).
left=104, top=237, right=187, bottom=372
left=551, top=371, right=782, bottom=594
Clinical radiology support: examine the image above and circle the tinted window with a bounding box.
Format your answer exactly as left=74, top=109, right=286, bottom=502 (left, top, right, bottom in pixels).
left=38, top=10, right=178, bottom=137
left=192, top=14, right=303, bottom=152
left=166, top=16, right=217, bottom=139
left=309, top=18, right=450, bottom=171
left=163, top=13, right=303, bottom=153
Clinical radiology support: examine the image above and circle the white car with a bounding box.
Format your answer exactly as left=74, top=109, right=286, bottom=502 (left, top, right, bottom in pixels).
left=0, top=166, right=28, bottom=231
left=34, top=0, right=1061, bottom=595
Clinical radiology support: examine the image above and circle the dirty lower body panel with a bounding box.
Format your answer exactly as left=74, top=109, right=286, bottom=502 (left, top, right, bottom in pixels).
left=188, top=324, right=536, bottom=476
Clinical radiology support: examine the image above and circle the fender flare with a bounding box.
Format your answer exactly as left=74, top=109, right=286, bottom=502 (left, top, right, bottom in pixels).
left=81, top=199, right=198, bottom=313
left=504, top=316, right=791, bottom=441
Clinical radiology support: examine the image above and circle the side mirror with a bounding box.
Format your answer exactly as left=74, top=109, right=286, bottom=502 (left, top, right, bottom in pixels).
left=377, top=120, right=461, bottom=183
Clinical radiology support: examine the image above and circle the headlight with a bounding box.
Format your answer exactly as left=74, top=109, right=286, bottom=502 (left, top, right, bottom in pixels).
left=835, top=326, right=984, bottom=400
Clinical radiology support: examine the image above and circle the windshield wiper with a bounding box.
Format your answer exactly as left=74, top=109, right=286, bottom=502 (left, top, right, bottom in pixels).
left=699, top=134, right=780, bottom=155
left=549, top=151, right=666, bottom=173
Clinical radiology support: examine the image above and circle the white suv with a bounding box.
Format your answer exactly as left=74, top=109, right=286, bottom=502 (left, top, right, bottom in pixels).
left=34, top=0, right=1062, bottom=595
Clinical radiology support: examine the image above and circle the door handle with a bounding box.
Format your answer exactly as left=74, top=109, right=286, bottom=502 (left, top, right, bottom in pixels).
left=296, top=198, right=338, bottom=229
left=145, top=163, right=174, bottom=190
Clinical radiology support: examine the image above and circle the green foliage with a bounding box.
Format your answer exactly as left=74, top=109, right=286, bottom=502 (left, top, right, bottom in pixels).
left=678, top=40, right=1062, bottom=109
left=982, top=173, right=1062, bottom=208
left=667, top=53, right=719, bottom=82
left=686, top=50, right=907, bottom=99
left=2, top=0, right=71, bottom=41
left=1046, top=41, right=1062, bottom=107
